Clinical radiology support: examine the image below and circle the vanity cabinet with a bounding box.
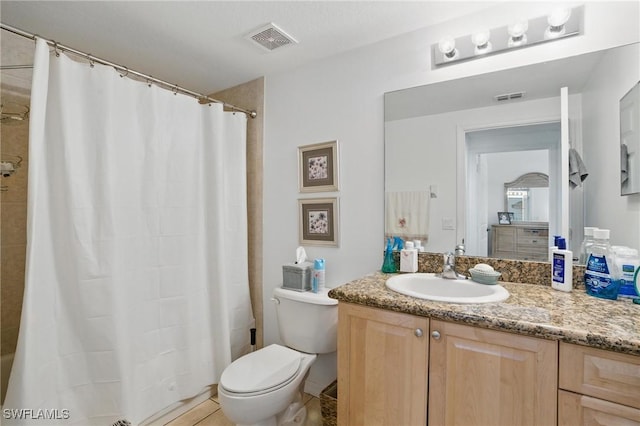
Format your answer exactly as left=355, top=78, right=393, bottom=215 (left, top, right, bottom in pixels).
left=337, top=302, right=429, bottom=426
left=491, top=223, right=549, bottom=261
left=337, top=303, right=557, bottom=426
left=429, top=319, right=558, bottom=425
left=558, top=342, right=640, bottom=425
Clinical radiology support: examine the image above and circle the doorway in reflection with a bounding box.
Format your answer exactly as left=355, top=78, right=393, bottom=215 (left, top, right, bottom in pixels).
left=464, top=122, right=559, bottom=257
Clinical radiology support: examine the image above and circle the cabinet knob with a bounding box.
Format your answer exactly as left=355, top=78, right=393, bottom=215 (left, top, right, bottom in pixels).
left=431, top=330, right=441, bottom=340
left=414, top=328, right=424, bottom=337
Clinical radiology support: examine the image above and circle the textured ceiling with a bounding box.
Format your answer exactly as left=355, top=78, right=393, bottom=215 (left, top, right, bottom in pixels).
left=0, top=1, right=497, bottom=96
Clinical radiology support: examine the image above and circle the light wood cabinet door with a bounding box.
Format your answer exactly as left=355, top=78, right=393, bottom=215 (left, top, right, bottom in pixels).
left=559, top=342, right=640, bottom=409
left=337, top=302, right=429, bottom=426
left=428, top=320, right=558, bottom=426
left=559, top=390, right=640, bottom=425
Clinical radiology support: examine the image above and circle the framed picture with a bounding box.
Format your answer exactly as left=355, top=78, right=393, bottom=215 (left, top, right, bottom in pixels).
left=299, top=198, right=339, bottom=247
left=497, top=211, right=513, bottom=225
left=298, top=141, right=339, bottom=192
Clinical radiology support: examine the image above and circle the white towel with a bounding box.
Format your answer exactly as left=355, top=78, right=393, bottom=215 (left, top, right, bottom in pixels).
left=569, top=148, right=588, bottom=188
left=385, top=191, right=429, bottom=241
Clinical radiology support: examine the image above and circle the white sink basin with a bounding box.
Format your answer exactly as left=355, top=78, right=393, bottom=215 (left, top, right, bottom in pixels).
left=385, top=273, right=509, bottom=304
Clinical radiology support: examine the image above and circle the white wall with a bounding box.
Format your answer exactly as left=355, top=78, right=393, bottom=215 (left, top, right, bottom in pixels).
left=262, top=1, right=640, bottom=394
left=582, top=43, right=640, bottom=249
left=486, top=150, right=549, bottom=223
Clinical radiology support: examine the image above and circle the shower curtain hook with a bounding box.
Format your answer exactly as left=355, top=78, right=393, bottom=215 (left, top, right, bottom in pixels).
left=119, top=67, right=129, bottom=78
left=146, top=77, right=152, bottom=88
left=172, top=85, right=179, bottom=95
left=88, top=54, right=95, bottom=68
left=52, top=41, right=60, bottom=57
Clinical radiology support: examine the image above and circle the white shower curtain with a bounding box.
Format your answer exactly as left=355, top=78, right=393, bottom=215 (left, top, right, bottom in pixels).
left=4, top=39, right=254, bottom=425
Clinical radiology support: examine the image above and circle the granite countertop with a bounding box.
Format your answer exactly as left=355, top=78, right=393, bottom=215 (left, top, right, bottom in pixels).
left=328, top=272, right=640, bottom=356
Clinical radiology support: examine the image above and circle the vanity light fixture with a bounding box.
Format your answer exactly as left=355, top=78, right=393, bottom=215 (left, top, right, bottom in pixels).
left=433, top=6, right=582, bottom=66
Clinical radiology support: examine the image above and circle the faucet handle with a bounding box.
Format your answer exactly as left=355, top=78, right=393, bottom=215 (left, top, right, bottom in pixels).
left=444, top=251, right=455, bottom=265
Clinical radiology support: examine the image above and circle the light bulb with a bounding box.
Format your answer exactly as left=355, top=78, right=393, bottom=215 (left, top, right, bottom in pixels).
left=508, top=19, right=528, bottom=47
left=545, top=8, right=571, bottom=39
left=438, top=36, right=458, bottom=60
left=548, top=8, right=571, bottom=27
left=471, top=30, right=492, bottom=55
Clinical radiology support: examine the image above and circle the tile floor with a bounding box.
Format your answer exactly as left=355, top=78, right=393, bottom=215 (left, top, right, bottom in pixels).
left=164, top=393, right=322, bottom=426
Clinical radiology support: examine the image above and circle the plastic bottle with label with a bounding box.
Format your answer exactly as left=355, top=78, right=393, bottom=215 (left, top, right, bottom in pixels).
left=584, top=229, right=620, bottom=300
left=312, top=259, right=325, bottom=293
left=400, top=241, right=418, bottom=273
left=579, top=227, right=598, bottom=264
left=551, top=237, right=573, bottom=292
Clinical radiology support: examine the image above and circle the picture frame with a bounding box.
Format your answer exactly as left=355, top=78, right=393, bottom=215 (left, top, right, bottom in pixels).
left=298, top=198, right=339, bottom=247
left=298, top=140, right=339, bottom=192
left=497, top=211, right=513, bottom=225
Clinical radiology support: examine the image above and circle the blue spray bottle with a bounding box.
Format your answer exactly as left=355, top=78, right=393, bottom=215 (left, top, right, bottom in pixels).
left=381, top=238, right=397, bottom=273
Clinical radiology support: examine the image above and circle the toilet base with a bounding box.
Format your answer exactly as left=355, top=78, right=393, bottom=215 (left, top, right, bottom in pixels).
left=234, top=392, right=306, bottom=426
left=276, top=392, right=307, bottom=426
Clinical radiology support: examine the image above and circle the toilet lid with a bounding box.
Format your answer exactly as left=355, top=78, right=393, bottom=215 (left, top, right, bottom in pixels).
left=220, top=344, right=302, bottom=394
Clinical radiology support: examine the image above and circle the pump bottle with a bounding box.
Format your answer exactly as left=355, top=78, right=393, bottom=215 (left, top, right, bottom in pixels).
left=551, top=237, right=572, bottom=292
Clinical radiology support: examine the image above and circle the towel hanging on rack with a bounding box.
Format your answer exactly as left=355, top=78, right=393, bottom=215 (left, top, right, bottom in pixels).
left=385, top=191, right=430, bottom=241
left=569, top=148, right=588, bottom=188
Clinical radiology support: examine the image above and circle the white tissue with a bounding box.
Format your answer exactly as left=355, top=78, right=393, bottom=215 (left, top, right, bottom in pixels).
left=296, top=246, right=307, bottom=264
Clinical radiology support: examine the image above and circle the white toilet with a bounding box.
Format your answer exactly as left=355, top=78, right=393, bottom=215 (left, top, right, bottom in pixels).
left=218, top=287, right=338, bottom=426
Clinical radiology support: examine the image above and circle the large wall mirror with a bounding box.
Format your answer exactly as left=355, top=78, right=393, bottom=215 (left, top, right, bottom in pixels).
left=385, top=42, right=640, bottom=262
left=620, top=81, right=640, bottom=195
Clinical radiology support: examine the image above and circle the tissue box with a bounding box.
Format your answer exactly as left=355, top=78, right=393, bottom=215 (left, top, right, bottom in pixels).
left=282, top=262, right=313, bottom=291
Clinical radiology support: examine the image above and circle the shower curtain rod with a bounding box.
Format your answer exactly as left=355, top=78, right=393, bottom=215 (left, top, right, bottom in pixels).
left=0, top=23, right=257, bottom=118
left=1, top=64, right=33, bottom=70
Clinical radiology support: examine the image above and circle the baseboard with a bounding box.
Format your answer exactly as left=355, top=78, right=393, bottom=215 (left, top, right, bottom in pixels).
left=303, top=379, right=324, bottom=398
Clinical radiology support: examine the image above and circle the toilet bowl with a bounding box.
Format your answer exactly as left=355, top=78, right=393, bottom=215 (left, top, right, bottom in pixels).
left=218, top=344, right=316, bottom=426
left=218, top=287, right=337, bottom=426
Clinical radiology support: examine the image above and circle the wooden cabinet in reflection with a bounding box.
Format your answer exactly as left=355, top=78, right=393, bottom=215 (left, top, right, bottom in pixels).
left=491, top=223, right=549, bottom=261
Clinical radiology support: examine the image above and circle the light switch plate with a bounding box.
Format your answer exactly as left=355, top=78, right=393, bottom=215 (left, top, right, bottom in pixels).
left=442, top=217, right=455, bottom=230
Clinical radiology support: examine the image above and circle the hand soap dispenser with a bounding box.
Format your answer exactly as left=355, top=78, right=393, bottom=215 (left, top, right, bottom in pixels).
left=400, top=241, right=418, bottom=273
left=381, top=238, right=397, bottom=273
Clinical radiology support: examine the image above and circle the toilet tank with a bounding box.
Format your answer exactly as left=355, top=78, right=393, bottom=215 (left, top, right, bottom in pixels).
left=273, top=287, right=338, bottom=354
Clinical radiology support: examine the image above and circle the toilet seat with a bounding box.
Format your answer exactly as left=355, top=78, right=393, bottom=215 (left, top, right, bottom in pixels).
left=219, top=344, right=302, bottom=396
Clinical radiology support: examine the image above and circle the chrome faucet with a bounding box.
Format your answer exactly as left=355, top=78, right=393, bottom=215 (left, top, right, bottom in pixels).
left=440, top=251, right=467, bottom=280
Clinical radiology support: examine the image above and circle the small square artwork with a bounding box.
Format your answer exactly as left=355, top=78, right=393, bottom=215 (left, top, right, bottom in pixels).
left=299, top=198, right=339, bottom=247
left=298, top=141, right=338, bottom=192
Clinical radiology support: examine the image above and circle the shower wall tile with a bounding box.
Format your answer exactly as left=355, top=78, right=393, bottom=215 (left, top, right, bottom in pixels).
left=1, top=202, right=27, bottom=246
left=0, top=326, right=19, bottom=355
left=1, top=116, right=29, bottom=203
left=1, top=98, right=29, bottom=357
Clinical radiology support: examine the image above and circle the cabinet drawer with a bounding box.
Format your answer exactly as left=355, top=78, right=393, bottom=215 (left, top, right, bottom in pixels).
left=517, top=228, right=548, bottom=246
left=559, top=342, right=640, bottom=409
left=517, top=227, right=549, bottom=238
left=559, top=390, right=640, bottom=425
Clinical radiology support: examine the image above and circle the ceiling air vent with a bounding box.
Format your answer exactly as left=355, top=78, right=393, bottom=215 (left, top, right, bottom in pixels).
left=494, top=91, right=526, bottom=102
left=246, top=23, right=298, bottom=52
